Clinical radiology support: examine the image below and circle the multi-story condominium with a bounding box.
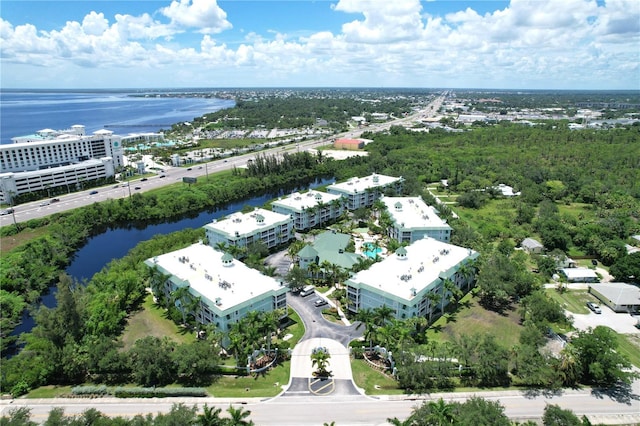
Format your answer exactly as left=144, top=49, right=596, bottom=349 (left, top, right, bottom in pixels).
left=271, top=190, right=344, bottom=231
left=326, top=173, right=404, bottom=210
left=145, top=242, right=287, bottom=331
left=204, top=208, right=293, bottom=253
left=0, top=125, right=123, bottom=203
left=0, top=158, right=115, bottom=203
left=381, top=196, right=452, bottom=243
left=346, top=237, right=478, bottom=321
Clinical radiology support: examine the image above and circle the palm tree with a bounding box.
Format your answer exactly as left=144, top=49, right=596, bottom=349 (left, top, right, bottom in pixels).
left=170, top=285, right=192, bottom=325
left=441, top=278, right=457, bottom=314
left=308, top=262, right=321, bottom=283
left=373, top=305, right=395, bottom=327
left=148, top=265, right=170, bottom=306
left=311, top=347, right=332, bottom=377
left=320, top=260, right=334, bottom=286
left=426, top=398, right=456, bottom=425
left=198, top=404, right=224, bottom=426
left=259, top=310, right=281, bottom=352
left=356, top=308, right=376, bottom=348
left=426, top=291, right=440, bottom=324
left=226, top=405, right=254, bottom=426
left=387, top=416, right=414, bottom=426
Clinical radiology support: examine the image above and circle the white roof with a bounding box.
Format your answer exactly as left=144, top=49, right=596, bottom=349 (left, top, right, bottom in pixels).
left=382, top=196, right=450, bottom=230
left=589, top=282, right=640, bottom=306
left=204, top=208, right=290, bottom=238
left=327, top=173, right=402, bottom=196
left=145, top=243, right=282, bottom=311
left=348, top=237, right=477, bottom=302
left=495, top=184, right=521, bottom=197
left=561, top=268, right=598, bottom=279
left=272, top=190, right=342, bottom=212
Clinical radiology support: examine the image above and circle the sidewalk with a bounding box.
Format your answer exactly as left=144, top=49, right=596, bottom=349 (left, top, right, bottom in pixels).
left=321, top=287, right=351, bottom=326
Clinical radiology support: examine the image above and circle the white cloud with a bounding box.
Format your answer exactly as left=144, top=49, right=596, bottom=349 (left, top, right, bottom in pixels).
left=334, top=0, right=425, bottom=43
left=0, top=0, right=637, bottom=89
left=160, top=0, right=232, bottom=34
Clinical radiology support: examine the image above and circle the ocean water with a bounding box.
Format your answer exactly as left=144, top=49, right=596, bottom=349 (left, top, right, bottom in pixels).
left=0, top=89, right=235, bottom=144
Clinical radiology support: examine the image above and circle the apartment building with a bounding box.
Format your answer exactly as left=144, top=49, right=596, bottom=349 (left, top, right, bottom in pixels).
left=271, top=190, right=344, bottom=231
left=145, top=243, right=287, bottom=331
left=346, top=237, right=478, bottom=321
left=381, top=196, right=452, bottom=243
left=326, top=173, right=404, bottom=210
left=204, top=208, right=293, bottom=253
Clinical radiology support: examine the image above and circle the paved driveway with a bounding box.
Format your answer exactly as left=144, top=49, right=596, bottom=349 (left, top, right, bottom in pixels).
left=570, top=306, right=640, bottom=334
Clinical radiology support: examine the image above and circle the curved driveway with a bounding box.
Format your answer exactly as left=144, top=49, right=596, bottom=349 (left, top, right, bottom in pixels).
left=283, top=291, right=365, bottom=398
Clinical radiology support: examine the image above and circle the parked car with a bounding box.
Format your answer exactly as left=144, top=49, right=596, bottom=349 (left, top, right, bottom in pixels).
left=313, top=298, right=328, bottom=307
left=300, top=285, right=315, bottom=297
left=89, top=190, right=99, bottom=195
left=586, top=302, right=602, bottom=314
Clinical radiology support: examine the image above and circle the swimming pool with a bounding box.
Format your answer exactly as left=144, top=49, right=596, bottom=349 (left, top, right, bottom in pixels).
left=362, top=242, right=382, bottom=258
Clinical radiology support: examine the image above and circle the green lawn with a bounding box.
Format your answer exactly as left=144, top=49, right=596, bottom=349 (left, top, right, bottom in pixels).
left=26, top=385, right=72, bottom=398
left=350, top=359, right=403, bottom=395
left=613, top=332, right=640, bottom=369
left=207, top=362, right=291, bottom=397
left=121, top=294, right=194, bottom=350
left=281, top=308, right=305, bottom=345
left=545, top=289, right=598, bottom=315
left=426, top=294, right=523, bottom=349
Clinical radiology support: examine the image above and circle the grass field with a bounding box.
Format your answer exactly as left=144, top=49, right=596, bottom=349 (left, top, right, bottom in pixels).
left=0, top=225, right=49, bottom=254
left=350, top=359, right=402, bottom=395
left=426, top=294, right=523, bottom=349
left=26, top=385, right=72, bottom=398
left=121, top=294, right=194, bottom=350
left=545, top=289, right=598, bottom=315
left=208, top=362, right=291, bottom=398
left=613, top=331, right=640, bottom=369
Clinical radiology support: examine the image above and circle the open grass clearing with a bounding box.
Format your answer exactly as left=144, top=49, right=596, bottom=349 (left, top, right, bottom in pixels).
left=613, top=332, right=640, bottom=369
left=426, top=294, right=523, bottom=350
left=121, top=294, right=194, bottom=350
left=26, top=385, right=72, bottom=398
left=545, top=289, right=597, bottom=315
left=350, top=359, right=403, bottom=395
left=0, top=225, right=50, bottom=254
left=207, top=361, right=290, bottom=398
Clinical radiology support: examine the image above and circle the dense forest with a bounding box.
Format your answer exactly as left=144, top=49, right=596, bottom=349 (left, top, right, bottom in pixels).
left=174, top=95, right=420, bottom=131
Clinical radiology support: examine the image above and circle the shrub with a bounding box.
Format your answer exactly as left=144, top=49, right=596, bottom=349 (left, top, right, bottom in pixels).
left=113, top=387, right=208, bottom=398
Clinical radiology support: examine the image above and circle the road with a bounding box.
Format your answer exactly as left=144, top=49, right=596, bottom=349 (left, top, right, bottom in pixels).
left=0, top=93, right=445, bottom=227
left=3, top=381, right=639, bottom=425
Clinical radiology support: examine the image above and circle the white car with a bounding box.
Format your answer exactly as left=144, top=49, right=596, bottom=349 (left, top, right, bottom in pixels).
left=313, top=298, right=328, bottom=307
left=586, top=302, right=602, bottom=314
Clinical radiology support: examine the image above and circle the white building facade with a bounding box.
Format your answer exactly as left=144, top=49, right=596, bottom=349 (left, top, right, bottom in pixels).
left=145, top=243, right=288, bottom=331
left=382, top=196, right=452, bottom=243
left=346, top=238, right=478, bottom=321
left=0, top=125, right=123, bottom=203
left=204, top=208, right=294, bottom=252
left=326, top=173, right=404, bottom=210
left=271, top=190, right=344, bottom=231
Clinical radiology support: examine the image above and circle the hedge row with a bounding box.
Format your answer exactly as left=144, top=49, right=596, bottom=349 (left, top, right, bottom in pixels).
left=113, top=387, right=208, bottom=398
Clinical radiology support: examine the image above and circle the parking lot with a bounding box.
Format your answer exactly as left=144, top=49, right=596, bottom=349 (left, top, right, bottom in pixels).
left=570, top=303, right=640, bottom=334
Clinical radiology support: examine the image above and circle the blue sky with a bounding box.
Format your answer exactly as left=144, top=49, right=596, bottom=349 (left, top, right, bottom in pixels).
left=1, top=0, right=638, bottom=89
